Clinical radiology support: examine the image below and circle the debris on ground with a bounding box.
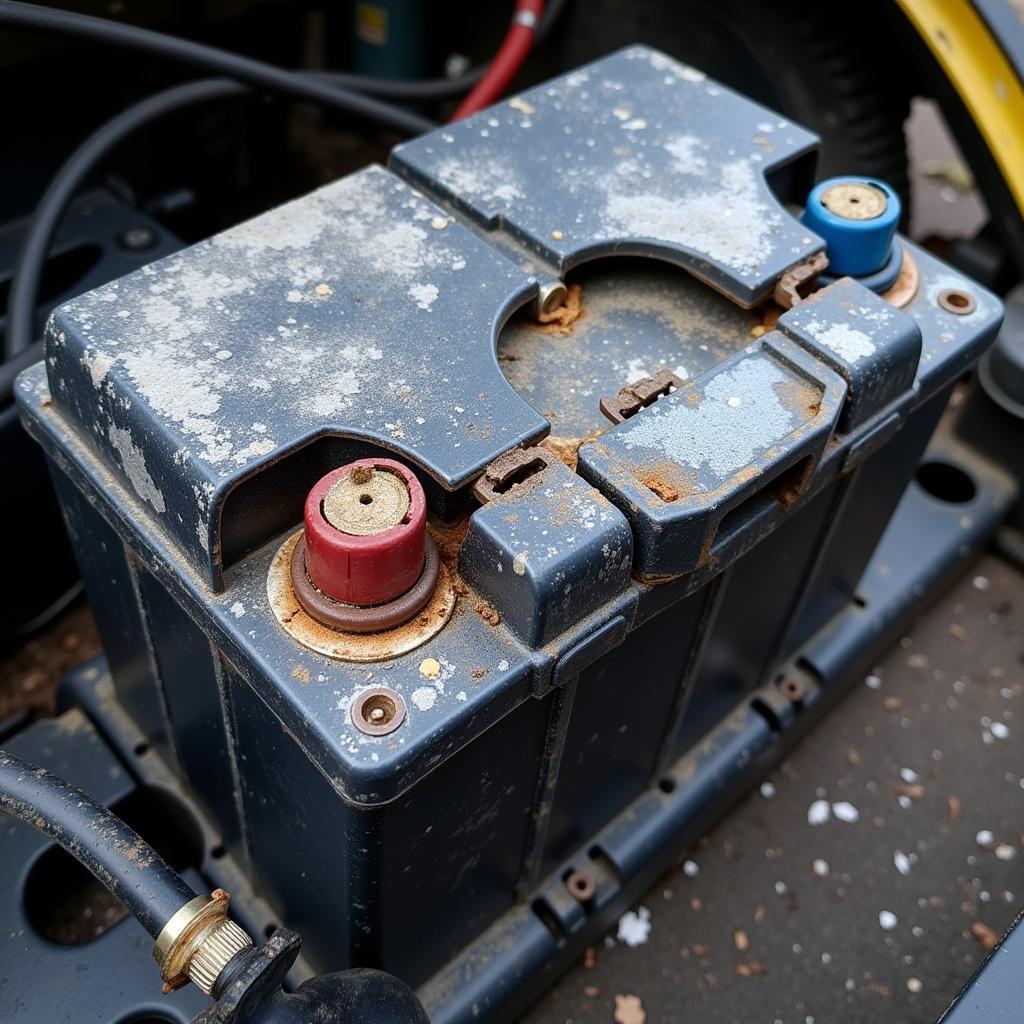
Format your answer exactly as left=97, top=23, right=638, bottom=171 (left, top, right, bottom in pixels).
left=613, top=994, right=646, bottom=1024
left=617, top=908, right=652, bottom=947
left=970, top=921, right=999, bottom=951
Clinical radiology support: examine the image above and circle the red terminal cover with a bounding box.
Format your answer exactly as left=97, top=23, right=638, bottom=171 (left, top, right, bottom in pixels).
left=303, top=459, right=426, bottom=607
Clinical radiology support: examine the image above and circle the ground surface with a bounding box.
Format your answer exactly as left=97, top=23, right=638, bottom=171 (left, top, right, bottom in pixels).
left=523, top=552, right=1024, bottom=1024
left=0, top=603, right=100, bottom=724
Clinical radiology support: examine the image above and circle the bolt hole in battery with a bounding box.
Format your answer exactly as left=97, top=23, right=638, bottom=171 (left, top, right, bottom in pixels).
left=937, top=288, right=977, bottom=315
left=362, top=693, right=396, bottom=724
left=915, top=461, right=977, bottom=504
left=563, top=869, right=596, bottom=903
left=351, top=688, right=408, bottom=735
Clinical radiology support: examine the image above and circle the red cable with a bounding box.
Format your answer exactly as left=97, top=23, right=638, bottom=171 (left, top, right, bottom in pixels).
left=450, top=0, right=545, bottom=120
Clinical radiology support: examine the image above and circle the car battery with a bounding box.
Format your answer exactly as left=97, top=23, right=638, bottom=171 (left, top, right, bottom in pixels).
left=16, top=46, right=1001, bottom=1023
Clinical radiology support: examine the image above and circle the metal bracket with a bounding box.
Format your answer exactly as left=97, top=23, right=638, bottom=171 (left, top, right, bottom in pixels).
left=599, top=369, right=684, bottom=425
left=472, top=446, right=558, bottom=504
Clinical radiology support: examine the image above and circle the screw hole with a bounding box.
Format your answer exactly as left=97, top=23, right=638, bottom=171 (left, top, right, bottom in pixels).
left=359, top=493, right=373, bottom=505
left=564, top=870, right=596, bottom=903
left=133, top=742, right=150, bottom=756
left=658, top=778, right=677, bottom=794
left=210, top=844, right=226, bottom=860
left=780, top=677, right=805, bottom=701
left=362, top=694, right=395, bottom=725
left=264, top=923, right=278, bottom=939
left=937, top=288, right=976, bottom=315
left=351, top=688, right=406, bottom=735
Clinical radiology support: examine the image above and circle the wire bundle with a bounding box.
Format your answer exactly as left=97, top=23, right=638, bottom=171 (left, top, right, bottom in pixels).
left=0, top=0, right=565, bottom=402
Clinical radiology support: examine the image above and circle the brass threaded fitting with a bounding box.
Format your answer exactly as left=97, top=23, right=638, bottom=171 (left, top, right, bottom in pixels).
left=154, top=890, right=253, bottom=994
left=187, top=917, right=253, bottom=995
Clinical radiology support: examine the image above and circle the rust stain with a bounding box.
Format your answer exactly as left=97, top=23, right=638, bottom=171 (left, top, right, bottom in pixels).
left=632, top=460, right=698, bottom=506
left=883, top=247, right=919, bottom=309
left=542, top=427, right=606, bottom=472
left=291, top=664, right=311, bottom=683
left=268, top=530, right=459, bottom=663
left=431, top=515, right=470, bottom=565
left=640, top=473, right=679, bottom=502
left=474, top=601, right=501, bottom=627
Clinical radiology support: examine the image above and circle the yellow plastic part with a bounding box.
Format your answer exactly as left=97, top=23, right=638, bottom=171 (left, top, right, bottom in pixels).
left=897, top=0, right=1024, bottom=216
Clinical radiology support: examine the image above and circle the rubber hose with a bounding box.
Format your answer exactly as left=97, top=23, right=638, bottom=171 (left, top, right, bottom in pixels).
left=0, top=749, right=197, bottom=938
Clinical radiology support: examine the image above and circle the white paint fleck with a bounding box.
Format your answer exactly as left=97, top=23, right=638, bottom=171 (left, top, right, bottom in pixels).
left=683, top=859, right=699, bottom=877
left=760, top=781, right=776, bottom=799
left=82, top=349, right=112, bottom=388
left=807, top=799, right=831, bottom=826
left=408, top=282, right=439, bottom=311
left=976, top=829, right=995, bottom=847
left=802, top=319, right=876, bottom=363
left=619, top=357, right=799, bottom=480
left=879, top=910, right=898, bottom=931
left=107, top=424, right=166, bottom=512
left=229, top=601, right=246, bottom=618
left=995, top=844, right=1017, bottom=861
left=900, top=768, right=918, bottom=783
left=991, top=722, right=1009, bottom=740
left=833, top=801, right=859, bottom=823
left=604, top=159, right=779, bottom=276
left=434, top=155, right=523, bottom=204
left=813, top=859, right=829, bottom=877
left=617, top=907, right=651, bottom=947
left=410, top=687, right=437, bottom=712
left=894, top=851, right=912, bottom=876
left=664, top=135, right=707, bottom=174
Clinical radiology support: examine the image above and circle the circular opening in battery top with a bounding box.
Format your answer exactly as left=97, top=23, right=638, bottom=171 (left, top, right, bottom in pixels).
left=350, top=688, right=408, bottom=735
left=937, top=288, right=977, bottom=315
left=362, top=694, right=396, bottom=724
left=915, top=461, right=977, bottom=504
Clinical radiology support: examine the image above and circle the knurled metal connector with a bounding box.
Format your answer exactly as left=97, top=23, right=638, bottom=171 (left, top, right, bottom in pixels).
left=153, top=889, right=254, bottom=994
left=187, top=917, right=253, bottom=995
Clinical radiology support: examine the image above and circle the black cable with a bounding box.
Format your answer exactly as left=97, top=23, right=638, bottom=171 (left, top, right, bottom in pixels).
left=310, top=67, right=483, bottom=100
left=0, top=749, right=197, bottom=938
left=0, top=0, right=574, bottom=375
left=0, top=1, right=436, bottom=137
left=3, top=78, right=248, bottom=367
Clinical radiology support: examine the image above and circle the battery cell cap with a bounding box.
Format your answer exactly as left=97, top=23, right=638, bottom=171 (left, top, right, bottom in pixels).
left=303, top=459, right=427, bottom=606
left=801, top=176, right=901, bottom=277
